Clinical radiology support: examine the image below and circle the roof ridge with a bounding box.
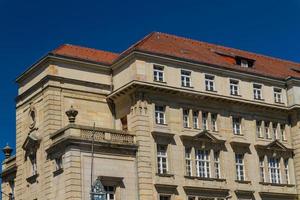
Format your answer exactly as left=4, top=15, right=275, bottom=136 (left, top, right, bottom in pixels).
left=155, top=32, right=300, bottom=67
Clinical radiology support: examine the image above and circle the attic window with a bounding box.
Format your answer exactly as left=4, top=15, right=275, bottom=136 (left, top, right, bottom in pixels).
left=236, top=57, right=255, bottom=68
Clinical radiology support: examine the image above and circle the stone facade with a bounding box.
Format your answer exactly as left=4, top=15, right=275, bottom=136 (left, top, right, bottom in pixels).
left=2, top=32, right=300, bottom=200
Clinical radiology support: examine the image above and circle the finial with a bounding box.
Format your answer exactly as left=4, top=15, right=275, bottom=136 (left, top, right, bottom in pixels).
left=3, top=144, right=13, bottom=159
left=65, top=105, right=78, bottom=123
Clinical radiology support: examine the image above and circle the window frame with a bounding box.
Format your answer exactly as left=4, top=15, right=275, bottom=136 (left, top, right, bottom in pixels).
left=211, top=113, right=218, bottom=132
left=153, top=65, right=165, bottom=82
left=181, top=70, right=192, bottom=87
left=185, top=147, right=193, bottom=176
left=155, top=105, right=166, bottom=125
left=268, top=157, right=281, bottom=184
left=192, top=111, right=199, bottom=129
left=157, top=144, right=168, bottom=174
left=202, top=112, right=208, bottom=130
left=229, top=79, right=239, bottom=96
left=183, top=109, right=190, bottom=128
left=273, top=88, right=283, bottom=103
left=195, top=149, right=210, bottom=178
left=253, top=83, right=263, bottom=100
left=235, top=153, right=245, bottom=181
left=232, top=117, right=241, bottom=135
left=205, top=74, right=215, bottom=91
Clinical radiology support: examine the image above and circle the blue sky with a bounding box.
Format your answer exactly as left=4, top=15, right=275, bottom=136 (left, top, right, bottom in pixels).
left=0, top=0, right=299, bottom=161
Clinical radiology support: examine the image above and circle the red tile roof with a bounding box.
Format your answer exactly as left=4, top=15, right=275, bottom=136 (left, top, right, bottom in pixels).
left=51, top=32, right=300, bottom=79
left=51, top=44, right=119, bottom=65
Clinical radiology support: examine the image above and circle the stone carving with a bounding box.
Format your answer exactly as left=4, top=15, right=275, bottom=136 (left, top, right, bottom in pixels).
left=28, top=103, right=37, bottom=130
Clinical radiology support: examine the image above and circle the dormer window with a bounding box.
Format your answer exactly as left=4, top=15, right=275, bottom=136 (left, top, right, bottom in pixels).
left=241, top=59, right=249, bottom=68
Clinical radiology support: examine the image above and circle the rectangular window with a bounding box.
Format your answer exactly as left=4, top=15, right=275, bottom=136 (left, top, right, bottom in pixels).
left=181, top=70, right=191, bottom=87
left=183, top=109, right=190, bottom=128
left=185, top=148, right=192, bottom=176
left=157, top=145, right=168, bottom=174
left=202, top=112, right=208, bottom=130
left=153, top=65, right=164, bottom=82
left=205, top=74, right=215, bottom=91
left=211, top=113, right=218, bottom=132
left=284, top=159, right=290, bottom=184
left=256, top=120, right=263, bottom=138
left=273, top=123, right=278, bottom=140
left=155, top=105, right=166, bottom=124
left=230, top=79, right=239, bottom=95
left=235, top=154, right=245, bottom=181
left=253, top=84, right=262, bottom=100
left=268, top=157, right=281, bottom=184
left=259, top=157, right=265, bottom=182
left=232, top=117, right=241, bottom=135
left=265, top=121, right=271, bottom=139
left=104, top=186, right=115, bottom=200
left=193, top=111, right=199, bottom=129
left=280, top=124, right=286, bottom=141
left=29, top=153, right=37, bottom=176
left=55, top=156, right=63, bottom=171
left=274, top=88, right=282, bottom=103
left=159, top=195, right=171, bottom=200
left=196, top=149, right=210, bottom=178
left=241, top=59, right=249, bottom=68
left=214, top=151, right=221, bottom=179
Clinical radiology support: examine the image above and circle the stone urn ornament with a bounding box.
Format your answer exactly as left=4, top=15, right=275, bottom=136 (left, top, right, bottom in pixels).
left=65, top=105, right=78, bottom=123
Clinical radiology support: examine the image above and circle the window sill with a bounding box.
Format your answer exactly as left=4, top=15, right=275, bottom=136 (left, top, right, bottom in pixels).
left=156, top=173, right=174, bottom=177
left=230, top=93, right=242, bottom=97
left=185, top=176, right=226, bottom=182
left=181, top=85, right=194, bottom=89
left=259, top=182, right=295, bottom=187
left=254, top=98, right=265, bottom=101
left=206, top=89, right=217, bottom=93
left=154, top=80, right=167, bottom=84
left=274, top=101, right=284, bottom=105
left=26, top=174, right=39, bottom=184
left=235, top=180, right=251, bottom=184
left=53, top=168, right=64, bottom=177
left=155, top=123, right=168, bottom=126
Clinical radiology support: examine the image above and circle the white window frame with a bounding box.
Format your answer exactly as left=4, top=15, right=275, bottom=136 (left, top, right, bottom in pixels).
left=211, top=113, right=218, bottom=132
left=235, top=153, right=245, bottom=181
left=153, top=65, right=164, bottom=82
left=155, top=105, right=166, bottom=125
left=181, top=70, right=191, bottom=87
left=284, top=159, right=290, bottom=184
left=157, top=144, right=168, bottom=174
left=192, top=111, right=199, bottom=129
left=256, top=120, right=263, bottom=138
left=240, top=59, right=249, bottom=68
left=280, top=124, right=286, bottom=141
left=259, top=157, right=265, bottom=182
left=202, top=112, right=208, bottom=130
left=265, top=121, right=271, bottom=139
left=230, top=79, right=239, bottom=96
left=104, top=186, right=115, bottom=200
left=214, top=151, right=221, bottom=179
left=183, top=109, right=190, bottom=128
left=185, top=148, right=192, bottom=176
left=253, top=84, right=263, bottom=100
left=268, top=157, right=281, bottom=184
left=274, top=88, right=283, bottom=103
left=205, top=74, right=215, bottom=91
left=196, top=149, right=210, bottom=178
left=232, top=117, right=241, bottom=135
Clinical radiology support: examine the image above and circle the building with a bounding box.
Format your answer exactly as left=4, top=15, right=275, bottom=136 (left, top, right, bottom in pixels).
left=2, top=32, right=300, bottom=200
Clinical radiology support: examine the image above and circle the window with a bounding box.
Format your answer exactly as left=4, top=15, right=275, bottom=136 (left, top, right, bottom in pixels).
left=235, top=154, right=245, bottom=181
left=230, top=79, right=239, bottom=95
left=159, top=195, right=171, bottom=200
left=280, top=124, right=286, bottom=141
left=193, top=111, right=199, bottom=129
left=274, top=88, right=282, bottom=103
left=273, top=123, right=278, bottom=140
left=259, top=157, right=265, bottom=182
left=211, top=113, right=218, bottom=131
left=214, top=151, right=221, bottom=179
left=55, top=156, right=63, bottom=171
left=196, top=150, right=210, bottom=178
left=29, top=153, right=37, bottom=176
left=241, top=59, right=249, bottom=68
left=265, top=121, right=271, bottom=139
left=104, top=186, right=115, bottom=200
left=183, top=109, right=190, bottom=128
left=181, top=70, right=191, bottom=87
left=155, top=105, right=166, bottom=124
left=253, top=84, right=262, bottom=100
left=205, top=74, right=215, bottom=91
left=202, top=112, right=208, bottom=130
left=185, top=148, right=192, bottom=176
left=268, top=157, right=281, bottom=184
left=284, top=159, right=290, bottom=184
left=232, top=117, right=241, bottom=135
left=157, top=145, right=168, bottom=174
left=256, top=120, right=263, bottom=138
left=153, top=65, right=164, bottom=82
